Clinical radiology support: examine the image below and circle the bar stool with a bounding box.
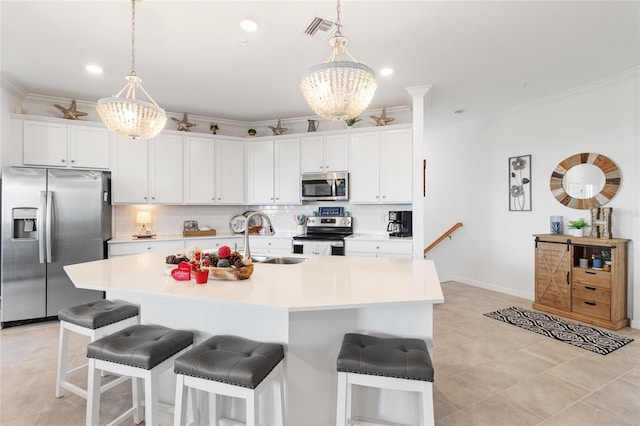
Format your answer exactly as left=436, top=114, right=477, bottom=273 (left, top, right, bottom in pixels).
left=56, top=299, right=140, bottom=399
left=336, top=333, right=435, bottom=426
left=86, top=324, right=194, bottom=426
left=173, top=335, right=285, bottom=426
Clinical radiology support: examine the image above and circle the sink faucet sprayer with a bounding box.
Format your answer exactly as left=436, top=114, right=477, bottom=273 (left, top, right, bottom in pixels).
left=243, top=211, right=275, bottom=260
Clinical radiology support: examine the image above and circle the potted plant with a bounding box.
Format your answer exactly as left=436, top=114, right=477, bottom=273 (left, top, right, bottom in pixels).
left=344, top=117, right=361, bottom=128
left=600, top=250, right=612, bottom=266
left=567, top=218, right=590, bottom=237
left=247, top=128, right=257, bottom=137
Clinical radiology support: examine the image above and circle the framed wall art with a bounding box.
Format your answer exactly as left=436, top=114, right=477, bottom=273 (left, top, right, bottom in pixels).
left=509, top=155, right=531, bottom=211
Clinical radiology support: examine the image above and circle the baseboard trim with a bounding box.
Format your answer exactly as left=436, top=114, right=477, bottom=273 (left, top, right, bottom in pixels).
left=445, top=275, right=534, bottom=301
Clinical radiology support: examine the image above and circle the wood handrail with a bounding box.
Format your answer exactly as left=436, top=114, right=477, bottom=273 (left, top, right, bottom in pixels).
left=423, top=222, right=463, bottom=255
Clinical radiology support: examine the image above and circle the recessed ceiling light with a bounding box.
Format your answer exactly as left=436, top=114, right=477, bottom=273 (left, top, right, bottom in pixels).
left=379, top=68, right=393, bottom=76
left=86, top=64, right=103, bottom=74
left=240, top=20, right=258, bottom=32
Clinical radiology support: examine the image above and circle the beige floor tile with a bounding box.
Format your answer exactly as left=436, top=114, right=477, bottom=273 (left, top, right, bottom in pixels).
left=433, top=370, right=496, bottom=409
left=582, top=368, right=640, bottom=421
left=546, top=354, right=628, bottom=391
left=437, top=391, right=545, bottom=426
left=522, top=338, right=585, bottom=365
left=499, top=372, right=590, bottom=418
left=540, top=401, right=634, bottom=426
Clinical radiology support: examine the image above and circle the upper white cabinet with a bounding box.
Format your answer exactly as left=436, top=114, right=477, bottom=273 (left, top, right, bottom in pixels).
left=112, top=133, right=183, bottom=204
left=214, top=138, right=245, bottom=204
left=247, top=137, right=301, bottom=205
left=349, top=128, right=412, bottom=204
left=300, top=134, right=348, bottom=173
left=23, top=118, right=109, bottom=169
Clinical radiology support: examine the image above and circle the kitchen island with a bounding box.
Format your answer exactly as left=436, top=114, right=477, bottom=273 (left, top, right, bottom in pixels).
left=64, top=252, right=444, bottom=425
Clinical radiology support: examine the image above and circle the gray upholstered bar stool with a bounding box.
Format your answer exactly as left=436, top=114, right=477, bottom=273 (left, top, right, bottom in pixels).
left=86, top=324, right=194, bottom=426
left=336, top=333, right=435, bottom=426
left=56, top=299, right=140, bottom=399
left=173, top=335, right=285, bottom=426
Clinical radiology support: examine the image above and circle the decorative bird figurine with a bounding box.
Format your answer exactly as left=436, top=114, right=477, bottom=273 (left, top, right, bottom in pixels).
left=370, top=108, right=395, bottom=126
left=269, top=119, right=287, bottom=136
left=172, top=113, right=196, bottom=131
left=53, top=99, right=87, bottom=120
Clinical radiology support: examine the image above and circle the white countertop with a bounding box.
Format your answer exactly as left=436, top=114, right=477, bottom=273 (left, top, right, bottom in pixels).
left=64, top=251, right=443, bottom=312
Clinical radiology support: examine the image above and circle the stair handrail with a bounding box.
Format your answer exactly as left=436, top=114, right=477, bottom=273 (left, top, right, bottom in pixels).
left=423, top=222, right=463, bottom=256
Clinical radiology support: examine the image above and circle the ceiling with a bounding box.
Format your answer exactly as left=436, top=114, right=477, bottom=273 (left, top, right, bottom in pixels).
left=2, top=1, right=639, bottom=129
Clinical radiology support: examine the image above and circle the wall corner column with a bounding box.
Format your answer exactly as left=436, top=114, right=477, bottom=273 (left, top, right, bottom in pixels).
left=405, top=85, right=432, bottom=259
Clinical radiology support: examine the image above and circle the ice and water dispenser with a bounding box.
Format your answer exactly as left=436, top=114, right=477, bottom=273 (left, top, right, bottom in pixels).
left=12, top=208, right=38, bottom=240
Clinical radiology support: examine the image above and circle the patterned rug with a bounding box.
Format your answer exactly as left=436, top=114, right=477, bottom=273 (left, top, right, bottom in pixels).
left=484, top=306, right=634, bottom=355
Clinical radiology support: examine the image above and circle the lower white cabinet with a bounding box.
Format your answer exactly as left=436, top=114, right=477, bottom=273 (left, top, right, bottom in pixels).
left=248, top=236, right=292, bottom=255
left=345, top=239, right=413, bottom=258
left=108, top=240, right=184, bottom=258
left=193, top=238, right=244, bottom=253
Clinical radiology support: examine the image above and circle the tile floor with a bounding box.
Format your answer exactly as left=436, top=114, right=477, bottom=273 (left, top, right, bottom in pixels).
left=0, top=281, right=638, bottom=425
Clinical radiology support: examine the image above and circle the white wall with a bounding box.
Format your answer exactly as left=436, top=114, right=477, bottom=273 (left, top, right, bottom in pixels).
left=0, top=75, right=26, bottom=167
left=424, top=70, right=640, bottom=326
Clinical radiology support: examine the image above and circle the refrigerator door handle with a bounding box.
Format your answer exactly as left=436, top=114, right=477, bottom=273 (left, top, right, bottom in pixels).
left=39, top=191, right=47, bottom=263
left=45, top=190, right=53, bottom=263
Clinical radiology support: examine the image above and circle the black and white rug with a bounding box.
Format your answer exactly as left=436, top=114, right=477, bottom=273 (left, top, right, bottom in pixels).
left=484, top=306, right=634, bottom=355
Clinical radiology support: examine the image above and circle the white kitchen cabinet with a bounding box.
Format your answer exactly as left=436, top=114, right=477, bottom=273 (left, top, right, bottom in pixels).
left=184, top=136, right=245, bottom=205
left=184, top=135, right=215, bottom=204
left=247, top=137, right=300, bottom=205
left=249, top=236, right=292, bottom=255
left=215, top=138, right=245, bottom=204
left=112, top=132, right=183, bottom=204
left=349, top=128, right=412, bottom=204
left=187, top=237, right=244, bottom=253
left=23, top=118, right=109, bottom=169
left=345, top=239, right=412, bottom=258
left=300, top=134, right=348, bottom=173
left=108, top=240, right=183, bottom=258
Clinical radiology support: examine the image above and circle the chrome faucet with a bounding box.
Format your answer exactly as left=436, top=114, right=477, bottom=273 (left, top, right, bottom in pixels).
left=243, top=211, right=275, bottom=260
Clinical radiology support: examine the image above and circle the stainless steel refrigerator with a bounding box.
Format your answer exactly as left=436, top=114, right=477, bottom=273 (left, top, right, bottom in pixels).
left=1, top=167, right=110, bottom=327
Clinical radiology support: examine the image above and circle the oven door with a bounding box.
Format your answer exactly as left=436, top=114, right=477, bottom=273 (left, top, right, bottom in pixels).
left=292, top=240, right=345, bottom=256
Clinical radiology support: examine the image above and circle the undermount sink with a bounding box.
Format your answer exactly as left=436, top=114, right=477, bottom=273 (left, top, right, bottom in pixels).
left=251, top=256, right=307, bottom=265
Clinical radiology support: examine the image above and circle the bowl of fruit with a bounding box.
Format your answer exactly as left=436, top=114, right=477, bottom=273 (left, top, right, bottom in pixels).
left=166, top=245, right=254, bottom=281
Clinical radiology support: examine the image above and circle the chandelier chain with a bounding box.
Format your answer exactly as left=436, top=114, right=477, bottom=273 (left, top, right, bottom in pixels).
left=130, top=0, right=136, bottom=76
left=335, top=0, right=342, bottom=36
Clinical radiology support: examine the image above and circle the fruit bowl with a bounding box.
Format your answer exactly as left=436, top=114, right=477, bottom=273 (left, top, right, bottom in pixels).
left=203, top=264, right=254, bottom=281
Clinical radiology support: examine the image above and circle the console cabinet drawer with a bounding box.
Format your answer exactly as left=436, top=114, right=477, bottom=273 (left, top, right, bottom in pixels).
left=572, top=284, right=610, bottom=304
left=572, top=268, right=610, bottom=289
left=572, top=297, right=610, bottom=321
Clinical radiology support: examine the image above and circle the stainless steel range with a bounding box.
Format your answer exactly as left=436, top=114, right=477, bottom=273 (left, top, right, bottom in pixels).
left=293, top=215, right=353, bottom=256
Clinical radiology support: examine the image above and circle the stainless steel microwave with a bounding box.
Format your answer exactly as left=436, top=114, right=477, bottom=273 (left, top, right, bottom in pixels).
left=301, top=171, right=349, bottom=201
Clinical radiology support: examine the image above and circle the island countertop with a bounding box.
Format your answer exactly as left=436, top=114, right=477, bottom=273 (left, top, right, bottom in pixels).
left=64, top=252, right=444, bottom=312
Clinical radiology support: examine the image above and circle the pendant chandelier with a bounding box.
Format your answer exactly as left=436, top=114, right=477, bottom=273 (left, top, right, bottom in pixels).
left=97, top=0, right=166, bottom=140
left=300, top=0, right=377, bottom=121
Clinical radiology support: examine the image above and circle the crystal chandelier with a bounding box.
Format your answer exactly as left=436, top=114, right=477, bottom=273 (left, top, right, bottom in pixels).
left=300, top=0, right=377, bottom=121
left=97, top=0, right=166, bottom=140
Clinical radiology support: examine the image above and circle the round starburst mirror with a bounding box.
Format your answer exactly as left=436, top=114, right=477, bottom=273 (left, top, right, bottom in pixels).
left=550, top=152, right=621, bottom=209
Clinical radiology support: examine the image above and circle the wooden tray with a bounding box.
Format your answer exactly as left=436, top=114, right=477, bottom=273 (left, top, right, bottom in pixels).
left=203, top=264, right=254, bottom=281
left=183, top=229, right=217, bottom=237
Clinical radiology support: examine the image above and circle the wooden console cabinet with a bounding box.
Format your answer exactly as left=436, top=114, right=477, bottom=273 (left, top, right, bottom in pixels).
left=533, top=234, right=629, bottom=330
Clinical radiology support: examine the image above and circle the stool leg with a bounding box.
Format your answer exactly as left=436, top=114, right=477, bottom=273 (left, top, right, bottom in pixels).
left=132, top=377, right=143, bottom=424
left=173, top=374, right=187, bottom=426
left=336, top=372, right=347, bottom=426
left=420, top=382, right=434, bottom=426
left=192, top=388, right=202, bottom=425
left=86, top=358, right=101, bottom=426
left=210, top=393, right=220, bottom=425
left=246, top=392, right=258, bottom=426
left=55, top=322, right=69, bottom=397
left=273, top=364, right=285, bottom=425
left=145, top=370, right=160, bottom=426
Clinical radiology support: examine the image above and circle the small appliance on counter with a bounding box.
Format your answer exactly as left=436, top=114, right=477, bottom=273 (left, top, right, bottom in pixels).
left=387, top=210, right=412, bottom=237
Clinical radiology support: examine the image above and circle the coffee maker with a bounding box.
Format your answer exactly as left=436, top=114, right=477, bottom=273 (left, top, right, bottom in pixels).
left=387, top=211, right=412, bottom=237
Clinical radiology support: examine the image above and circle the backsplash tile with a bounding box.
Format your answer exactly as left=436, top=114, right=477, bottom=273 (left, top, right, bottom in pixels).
left=113, top=203, right=410, bottom=239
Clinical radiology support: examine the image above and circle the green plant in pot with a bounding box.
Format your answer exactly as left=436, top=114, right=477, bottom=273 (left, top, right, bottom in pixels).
left=600, top=250, right=612, bottom=265
left=344, top=117, right=361, bottom=128
left=567, top=218, right=590, bottom=237
left=248, top=128, right=257, bottom=137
